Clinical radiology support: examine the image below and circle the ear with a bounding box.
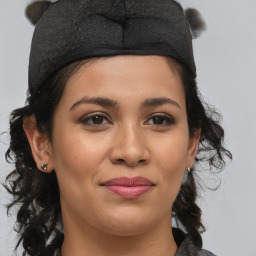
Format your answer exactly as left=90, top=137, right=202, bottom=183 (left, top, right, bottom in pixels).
left=186, top=129, right=201, bottom=169
left=23, top=115, right=54, bottom=173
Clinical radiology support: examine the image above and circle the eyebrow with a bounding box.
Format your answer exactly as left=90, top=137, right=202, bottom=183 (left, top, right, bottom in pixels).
left=70, top=97, right=118, bottom=111
left=69, top=96, right=181, bottom=111
left=142, top=97, right=181, bottom=109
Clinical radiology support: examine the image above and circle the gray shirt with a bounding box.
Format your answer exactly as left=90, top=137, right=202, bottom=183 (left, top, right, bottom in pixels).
left=175, top=235, right=216, bottom=256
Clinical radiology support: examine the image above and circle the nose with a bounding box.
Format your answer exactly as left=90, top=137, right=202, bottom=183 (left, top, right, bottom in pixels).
left=109, top=124, right=150, bottom=167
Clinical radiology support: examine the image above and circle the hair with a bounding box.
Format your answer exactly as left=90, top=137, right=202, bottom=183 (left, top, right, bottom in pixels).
left=4, top=56, right=232, bottom=255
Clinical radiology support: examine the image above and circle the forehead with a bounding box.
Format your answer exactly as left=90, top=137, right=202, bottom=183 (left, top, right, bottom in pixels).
left=59, top=55, right=185, bottom=109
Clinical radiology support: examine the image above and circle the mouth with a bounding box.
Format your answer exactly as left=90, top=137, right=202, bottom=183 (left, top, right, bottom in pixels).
left=101, top=176, right=155, bottom=199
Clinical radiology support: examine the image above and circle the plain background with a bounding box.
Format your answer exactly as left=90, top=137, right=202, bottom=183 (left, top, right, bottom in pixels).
left=0, top=0, right=255, bottom=255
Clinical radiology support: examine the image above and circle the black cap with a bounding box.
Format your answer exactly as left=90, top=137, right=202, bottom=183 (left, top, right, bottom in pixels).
left=28, top=0, right=197, bottom=94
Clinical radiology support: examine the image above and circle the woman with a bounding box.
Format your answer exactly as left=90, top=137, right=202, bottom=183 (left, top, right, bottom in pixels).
left=4, top=0, right=231, bottom=255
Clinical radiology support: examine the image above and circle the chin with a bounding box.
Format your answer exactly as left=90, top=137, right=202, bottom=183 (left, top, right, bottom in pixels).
left=97, top=210, right=157, bottom=237
left=104, top=223, right=152, bottom=237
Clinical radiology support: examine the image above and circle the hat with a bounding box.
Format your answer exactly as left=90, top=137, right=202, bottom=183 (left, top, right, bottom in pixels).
left=26, top=0, right=206, bottom=95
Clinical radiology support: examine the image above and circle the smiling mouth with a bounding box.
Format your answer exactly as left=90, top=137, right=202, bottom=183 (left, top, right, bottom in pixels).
left=101, top=176, right=155, bottom=199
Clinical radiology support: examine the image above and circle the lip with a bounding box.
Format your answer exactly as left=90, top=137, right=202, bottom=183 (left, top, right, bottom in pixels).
left=102, top=176, right=154, bottom=199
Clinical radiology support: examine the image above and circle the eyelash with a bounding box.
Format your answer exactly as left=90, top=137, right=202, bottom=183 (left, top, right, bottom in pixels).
left=79, top=112, right=111, bottom=127
left=79, top=112, right=175, bottom=128
left=145, top=113, right=175, bottom=127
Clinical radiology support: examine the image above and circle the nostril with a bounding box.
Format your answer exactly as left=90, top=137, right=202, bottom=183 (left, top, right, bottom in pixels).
left=115, top=158, right=147, bottom=165
left=116, top=159, right=125, bottom=163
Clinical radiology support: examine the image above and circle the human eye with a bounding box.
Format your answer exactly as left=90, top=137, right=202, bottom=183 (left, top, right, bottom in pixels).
left=79, top=112, right=111, bottom=127
left=145, top=113, right=175, bottom=127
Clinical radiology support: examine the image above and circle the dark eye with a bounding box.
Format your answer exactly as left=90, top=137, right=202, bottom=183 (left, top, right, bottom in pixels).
left=145, top=114, right=175, bottom=126
left=80, top=113, right=110, bottom=126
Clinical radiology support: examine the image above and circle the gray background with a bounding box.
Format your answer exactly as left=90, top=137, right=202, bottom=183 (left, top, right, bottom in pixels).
left=0, top=0, right=255, bottom=255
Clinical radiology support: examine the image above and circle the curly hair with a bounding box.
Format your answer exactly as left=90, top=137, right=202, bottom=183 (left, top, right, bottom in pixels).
left=4, top=56, right=232, bottom=256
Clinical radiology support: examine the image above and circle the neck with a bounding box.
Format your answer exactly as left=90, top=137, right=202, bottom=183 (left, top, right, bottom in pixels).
left=61, top=211, right=177, bottom=256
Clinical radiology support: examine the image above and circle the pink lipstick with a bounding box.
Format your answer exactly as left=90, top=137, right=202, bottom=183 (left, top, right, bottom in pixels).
left=102, top=177, right=154, bottom=199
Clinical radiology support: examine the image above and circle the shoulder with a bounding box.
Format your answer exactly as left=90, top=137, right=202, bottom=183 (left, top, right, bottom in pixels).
left=173, top=229, right=216, bottom=256
left=200, top=250, right=216, bottom=256
left=175, top=236, right=216, bottom=256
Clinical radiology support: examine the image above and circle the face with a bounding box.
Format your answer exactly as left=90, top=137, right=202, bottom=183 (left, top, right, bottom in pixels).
left=30, top=55, right=199, bottom=237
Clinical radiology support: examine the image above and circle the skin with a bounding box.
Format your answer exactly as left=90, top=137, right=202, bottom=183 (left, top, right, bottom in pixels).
left=23, top=55, right=200, bottom=256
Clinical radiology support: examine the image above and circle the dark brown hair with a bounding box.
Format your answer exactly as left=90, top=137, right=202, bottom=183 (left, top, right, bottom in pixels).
left=4, top=57, right=232, bottom=256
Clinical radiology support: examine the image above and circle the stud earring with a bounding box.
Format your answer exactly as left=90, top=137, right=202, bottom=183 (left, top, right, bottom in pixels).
left=41, top=164, right=48, bottom=172
left=187, top=167, right=191, bottom=173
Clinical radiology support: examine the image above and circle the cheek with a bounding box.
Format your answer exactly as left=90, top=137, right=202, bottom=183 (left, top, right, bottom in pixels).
left=153, top=132, right=189, bottom=201
left=154, top=130, right=189, bottom=169
left=50, top=126, right=112, bottom=222
left=51, top=125, right=109, bottom=188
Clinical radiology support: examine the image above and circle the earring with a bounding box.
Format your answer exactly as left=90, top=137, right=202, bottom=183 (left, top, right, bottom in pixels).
left=187, top=167, right=191, bottom=173
left=41, top=164, right=48, bottom=172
